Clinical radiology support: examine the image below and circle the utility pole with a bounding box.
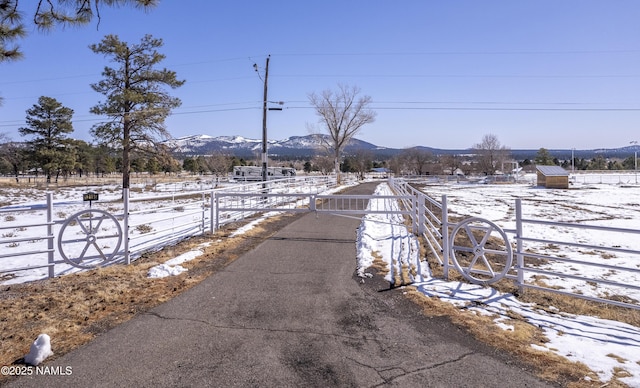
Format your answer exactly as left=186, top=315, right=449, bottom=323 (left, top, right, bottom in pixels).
left=261, top=55, right=270, bottom=184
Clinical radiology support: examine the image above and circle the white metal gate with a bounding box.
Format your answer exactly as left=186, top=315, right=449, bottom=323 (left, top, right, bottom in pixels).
left=213, top=192, right=414, bottom=230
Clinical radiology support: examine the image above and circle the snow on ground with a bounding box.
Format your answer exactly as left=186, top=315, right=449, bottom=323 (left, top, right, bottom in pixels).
left=418, top=174, right=640, bottom=304
left=0, top=178, right=344, bottom=284
left=356, top=183, right=429, bottom=282
left=357, top=181, right=640, bottom=387
left=147, top=242, right=212, bottom=278
left=3, top=176, right=640, bottom=385
left=0, top=181, right=216, bottom=284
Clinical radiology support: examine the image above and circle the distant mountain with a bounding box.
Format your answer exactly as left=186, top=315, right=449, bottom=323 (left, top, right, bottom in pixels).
left=162, top=134, right=640, bottom=160
left=163, top=134, right=394, bottom=159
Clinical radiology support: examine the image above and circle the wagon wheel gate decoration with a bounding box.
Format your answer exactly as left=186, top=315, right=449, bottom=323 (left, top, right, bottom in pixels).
left=449, top=217, right=513, bottom=285
left=57, top=209, right=123, bottom=269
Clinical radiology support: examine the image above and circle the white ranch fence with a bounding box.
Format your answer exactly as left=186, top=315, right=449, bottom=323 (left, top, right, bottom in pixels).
left=0, top=176, right=339, bottom=283
left=3, top=175, right=640, bottom=311
left=388, top=177, right=640, bottom=310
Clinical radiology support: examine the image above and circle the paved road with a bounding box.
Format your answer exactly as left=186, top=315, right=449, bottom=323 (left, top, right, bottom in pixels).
left=7, top=182, right=554, bottom=387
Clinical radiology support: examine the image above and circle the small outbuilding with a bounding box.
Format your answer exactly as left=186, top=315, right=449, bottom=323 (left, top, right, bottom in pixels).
left=536, top=165, right=570, bottom=189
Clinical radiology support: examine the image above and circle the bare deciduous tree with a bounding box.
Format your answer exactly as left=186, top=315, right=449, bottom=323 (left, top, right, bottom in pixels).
left=386, top=154, right=405, bottom=176
left=401, top=147, right=432, bottom=176
left=206, top=152, right=233, bottom=186
left=313, top=155, right=334, bottom=175
left=308, top=84, right=376, bottom=184
left=441, top=154, right=463, bottom=175
left=351, top=150, right=373, bottom=180
left=473, top=134, right=510, bottom=175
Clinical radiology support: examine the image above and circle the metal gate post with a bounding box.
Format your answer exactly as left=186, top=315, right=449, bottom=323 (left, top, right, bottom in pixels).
left=515, top=198, right=524, bottom=293
left=441, top=194, right=450, bottom=280
left=47, top=192, right=54, bottom=278
left=310, top=194, right=316, bottom=212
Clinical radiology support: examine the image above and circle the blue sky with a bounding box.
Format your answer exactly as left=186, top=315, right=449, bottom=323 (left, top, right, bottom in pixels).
left=1, top=1, right=640, bottom=150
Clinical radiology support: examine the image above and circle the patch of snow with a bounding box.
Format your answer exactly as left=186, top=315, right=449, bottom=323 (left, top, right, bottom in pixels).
left=146, top=242, right=211, bottom=278
left=24, top=334, right=53, bottom=366
left=147, top=263, right=188, bottom=278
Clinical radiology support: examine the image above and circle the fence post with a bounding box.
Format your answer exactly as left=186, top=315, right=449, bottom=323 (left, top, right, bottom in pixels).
left=515, top=198, right=524, bottom=294
left=441, top=194, right=450, bottom=281
left=210, top=190, right=216, bottom=233
left=215, top=192, right=220, bottom=230
left=201, top=192, right=206, bottom=233
left=123, top=188, right=130, bottom=265
left=47, top=193, right=54, bottom=278
left=418, top=193, right=426, bottom=235
left=310, top=194, right=316, bottom=212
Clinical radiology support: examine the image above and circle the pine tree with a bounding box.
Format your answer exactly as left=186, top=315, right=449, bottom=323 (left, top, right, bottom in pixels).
left=89, top=34, right=184, bottom=190
left=19, top=96, right=74, bottom=183
left=534, top=148, right=555, bottom=166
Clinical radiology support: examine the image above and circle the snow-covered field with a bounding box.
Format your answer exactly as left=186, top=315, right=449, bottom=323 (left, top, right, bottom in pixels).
left=418, top=175, right=640, bottom=306
left=2, top=176, right=640, bottom=385
left=0, top=180, right=225, bottom=283
left=0, top=178, right=339, bottom=284
left=357, top=180, right=640, bottom=387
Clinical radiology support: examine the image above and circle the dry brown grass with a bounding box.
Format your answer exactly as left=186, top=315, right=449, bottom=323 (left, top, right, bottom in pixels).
left=402, top=287, right=610, bottom=387
left=369, top=251, right=389, bottom=275
left=0, top=212, right=301, bottom=382
left=403, top=250, right=640, bottom=387
left=393, top=263, right=416, bottom=287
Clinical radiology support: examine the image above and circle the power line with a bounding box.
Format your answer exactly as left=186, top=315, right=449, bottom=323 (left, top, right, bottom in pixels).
left=284, top=105, right=640, bottom=112
left=273, top=49, right=640, bottom=57
left=272, top=73, right=640, bottom=79
left=4, top=48, right=638, bottom=86
left=2, top=103, right=639, bottom=129
left=3, top=96, right=640, bottom=129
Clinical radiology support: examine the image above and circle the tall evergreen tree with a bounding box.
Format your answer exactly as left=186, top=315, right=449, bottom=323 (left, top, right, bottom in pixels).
left=589, top=155, right=607, bottom=170
left=18, top=96, right=74, bottom=183
left=69, top=139, right=93, bottom=177
left=0, top=140, right=26, bottom=182
left=534, top=148, right=555, bottom=166
left=89, top=34, right=184, bottom=190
